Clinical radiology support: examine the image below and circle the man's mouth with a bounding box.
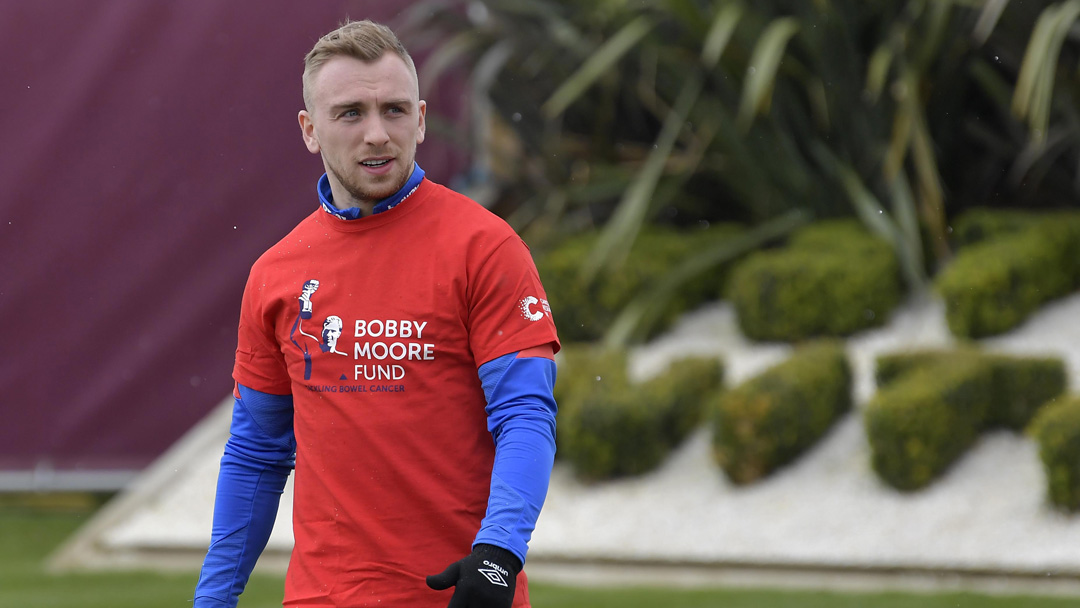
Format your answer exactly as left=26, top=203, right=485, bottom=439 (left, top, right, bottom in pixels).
left=361, top=158, right=392, bottom=167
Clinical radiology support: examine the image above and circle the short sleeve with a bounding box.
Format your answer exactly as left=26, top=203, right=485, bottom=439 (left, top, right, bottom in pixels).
left=232, top=270, right=292, bottom=395
left=467, top=236, right=560, bottom=367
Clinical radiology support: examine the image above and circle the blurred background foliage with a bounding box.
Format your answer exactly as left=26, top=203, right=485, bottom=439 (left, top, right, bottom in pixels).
left=404, top=0, right=1080, bottom=337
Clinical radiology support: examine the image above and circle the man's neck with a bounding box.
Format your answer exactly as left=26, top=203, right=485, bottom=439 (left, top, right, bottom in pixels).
left=317, top=164, right=425, bottom=221
left=328, top=183, right=376, bottom=216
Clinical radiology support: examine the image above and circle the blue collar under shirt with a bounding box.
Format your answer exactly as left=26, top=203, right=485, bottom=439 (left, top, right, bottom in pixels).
left=317, top=163, right=426, bottom=220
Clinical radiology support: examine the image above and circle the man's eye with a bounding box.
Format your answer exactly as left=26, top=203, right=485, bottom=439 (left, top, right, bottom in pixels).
left=388, top=106, right=403, bottom=115
left=342, top=109, right=359, bottom=118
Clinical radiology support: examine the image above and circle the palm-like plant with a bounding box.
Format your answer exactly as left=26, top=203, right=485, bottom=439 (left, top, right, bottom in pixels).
left=402, top=0, right=1080, bottom=344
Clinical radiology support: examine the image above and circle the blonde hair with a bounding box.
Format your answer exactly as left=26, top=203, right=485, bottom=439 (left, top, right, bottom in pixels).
left=302, top=20, right=417, bottom=111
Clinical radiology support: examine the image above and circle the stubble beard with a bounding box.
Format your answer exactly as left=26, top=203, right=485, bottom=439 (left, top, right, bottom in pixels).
left=327, top=154, right=411, bottom=208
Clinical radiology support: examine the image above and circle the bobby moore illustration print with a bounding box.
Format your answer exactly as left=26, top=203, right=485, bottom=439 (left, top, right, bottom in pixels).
left=320, top=315, right=348, bottom=356
left=290, top=279, right=328, bottom=379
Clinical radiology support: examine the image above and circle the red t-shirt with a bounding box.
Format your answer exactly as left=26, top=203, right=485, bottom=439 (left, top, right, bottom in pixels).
left=233, top=179, right=559, bottom=607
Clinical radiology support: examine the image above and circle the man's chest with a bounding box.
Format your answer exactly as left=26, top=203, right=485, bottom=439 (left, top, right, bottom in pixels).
left=267, top=247, right=475, bottom=390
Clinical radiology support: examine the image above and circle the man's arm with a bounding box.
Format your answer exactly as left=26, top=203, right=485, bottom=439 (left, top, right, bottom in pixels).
left=193, top=384, right=295, bottom=608
left=426, top=346, right=557, bottom=607
left=474, top=346, right=558, bottom=563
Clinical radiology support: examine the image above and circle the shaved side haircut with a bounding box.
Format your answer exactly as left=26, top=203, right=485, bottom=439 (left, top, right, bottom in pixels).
left=302, top=19, right=418, bottom=112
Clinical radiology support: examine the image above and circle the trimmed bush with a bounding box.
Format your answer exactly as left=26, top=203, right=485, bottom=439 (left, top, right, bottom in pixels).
left=786, top=219, right=892, bottom=254
left=875, top=349, right=1066, bottom=429
left=950, top=208, right=1044, bottom=248
left=937, top=209, right=1080, bottom=339
left=864, top=359, right=994, bottom=491
left=711, top=341, right=851, bottom=484
left=536, top=224, right=743, bottom=342
left=656, top=356, right=725, bottom=447
left=873, top=349, right=970, bottom=388
left=988, top=355, right=1069, bottom=428
left=936, top=229, right=1076, bottom=339
left=1028, top=396, right=1080, bottom=511
left=729, top=220, right=902, bottom=342
left=555, top=345, right=723, bottom=480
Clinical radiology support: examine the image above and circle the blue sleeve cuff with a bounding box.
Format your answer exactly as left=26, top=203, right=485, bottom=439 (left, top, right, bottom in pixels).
left=474, top=352, right=558, bottom=565
left=194, top=385, right=295, bottom=608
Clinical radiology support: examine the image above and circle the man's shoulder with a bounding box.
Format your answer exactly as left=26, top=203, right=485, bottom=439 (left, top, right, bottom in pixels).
left=421, top=179, right=517, bottom=239
left=248, top=209, right=323, bottom=274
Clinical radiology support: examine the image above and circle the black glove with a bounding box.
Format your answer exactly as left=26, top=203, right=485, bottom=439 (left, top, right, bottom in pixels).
left=426, top=543, right=522, bottom=608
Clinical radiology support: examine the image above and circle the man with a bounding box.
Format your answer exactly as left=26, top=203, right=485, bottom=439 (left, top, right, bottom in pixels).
left=193, top=19, right=559, bottom=608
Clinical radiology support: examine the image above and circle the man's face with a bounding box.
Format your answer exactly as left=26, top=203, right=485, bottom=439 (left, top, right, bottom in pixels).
left=299, top=53, right=426, bottom=210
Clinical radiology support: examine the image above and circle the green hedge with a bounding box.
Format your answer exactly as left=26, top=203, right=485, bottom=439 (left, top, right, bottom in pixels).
left=875, top=349, right=1066, bottom=429
left=936, top=229, right=1077, bottom=339
left=949, top=208, right=1044, bottom=248
left=1028, top=396, right=1080, bottom=511
left=536, top=224, right=743, bottom=342
left=729, top=220, right=901, bottom=342
left=864, top=359, right=993, bottom=491
left=555, top=345, right=723, bottom=480
left=660, top=357, right=727, bottom=447
left=710, top=341, right=851, bottom=484
left=937, top=209, right=1080, bottom=339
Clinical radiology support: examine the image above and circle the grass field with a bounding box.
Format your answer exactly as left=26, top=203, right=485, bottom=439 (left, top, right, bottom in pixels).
left=2, top=495, right=1078, bottom=608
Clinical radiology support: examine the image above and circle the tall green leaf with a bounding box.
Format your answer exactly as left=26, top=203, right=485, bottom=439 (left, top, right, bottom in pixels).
left=1013, top=0, right=1080, bottom=143
left=866, top=43, right=895, bottom=103
left=813, top=144, right=927, bottom=290
left=973, top=0, right=1012, bottom=44
left=583, top=73, right=705, bottom=280
left=737, top=17, right=801, bottom=132
left=905, top=68, right=950, bottom=262
left=701, top=2, right=744, bottom=69
left=886, top=173, right=928, bottom=289
left=541, top=15, right=655, bottom=119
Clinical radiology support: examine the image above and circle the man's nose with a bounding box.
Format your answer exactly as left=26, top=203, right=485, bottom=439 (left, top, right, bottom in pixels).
left=364, top=117, right=390, bottom=146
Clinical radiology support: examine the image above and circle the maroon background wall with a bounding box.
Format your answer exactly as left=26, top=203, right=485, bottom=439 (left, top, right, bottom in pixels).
left=0, top=1, right=468, bottom=477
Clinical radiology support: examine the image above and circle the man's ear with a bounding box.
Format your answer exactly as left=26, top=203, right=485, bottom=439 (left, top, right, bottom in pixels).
left=298, top=110, right=321, bottom=154
left=416, top=99, right=427, bottom=145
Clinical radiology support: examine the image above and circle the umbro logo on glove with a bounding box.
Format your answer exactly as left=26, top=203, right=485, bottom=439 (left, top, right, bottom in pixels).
left=426, top=544, right=522, bottom=607
left=477, top=560, right=509, bottom=587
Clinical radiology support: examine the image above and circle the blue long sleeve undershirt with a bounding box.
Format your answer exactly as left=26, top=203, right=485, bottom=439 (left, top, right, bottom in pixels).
left=193, top=352, right=557, bottom=607
left=474, top=352, right=558, bottom=565
left=193, top=385, right=295, bottom=608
